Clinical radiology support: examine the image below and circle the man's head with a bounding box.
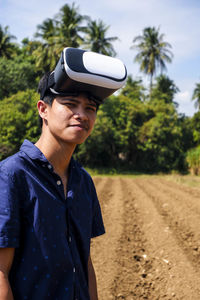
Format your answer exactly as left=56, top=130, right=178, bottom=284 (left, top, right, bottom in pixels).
left=37, top=47, right=127, bottom=143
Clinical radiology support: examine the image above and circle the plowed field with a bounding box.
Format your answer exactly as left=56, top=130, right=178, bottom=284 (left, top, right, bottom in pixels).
left=90, top=176, right=200, bottom=300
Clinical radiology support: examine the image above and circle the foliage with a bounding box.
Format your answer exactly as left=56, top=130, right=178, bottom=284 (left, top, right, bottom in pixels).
left=121, top=75, right=146, bottom=101
left=151, top=74, right=179, bottom=104
left=75, top=88, right=188, bottom=172
left=0, top=25, right=17, bottom=58
left=190, top=111, right=200, bottom=144
left=0, top=90, right=40, bottom=160
left=138, top=106, right=185, bottom=172
left=192, top=82, right=200, bottom=110
left=186, top=146, right=200, bottom=175
left=83, top=19, right=118, bottom=56
left=0, top=56, right=39, bottom=100
left=131, top=26, right=173, bottom=91
left=33, top=3, right=88, bottom=72
left=31, top=3, right=118, bottom=72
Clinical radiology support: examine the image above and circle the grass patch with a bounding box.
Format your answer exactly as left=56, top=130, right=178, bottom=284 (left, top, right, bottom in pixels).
left=85, top=167, right=156, bottom=177
left=164, top=174, right=200, bottom=188
left=85, top=167, right=200, bottom=188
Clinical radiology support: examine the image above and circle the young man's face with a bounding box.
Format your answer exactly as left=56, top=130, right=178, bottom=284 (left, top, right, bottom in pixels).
left=40, top=93, right=97, bottom=145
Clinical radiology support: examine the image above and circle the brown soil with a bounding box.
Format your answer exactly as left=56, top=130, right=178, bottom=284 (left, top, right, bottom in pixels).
left=90, top=176, right=200, bottom=300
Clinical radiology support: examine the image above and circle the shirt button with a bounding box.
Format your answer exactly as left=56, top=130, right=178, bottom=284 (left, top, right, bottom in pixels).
left=73, top=267, right=76, bottom=273
left=48, top=164, right=52, bottom=169
left=69, top=236, right=72, bottom=242
left=57, top=180, right=62, bottom=186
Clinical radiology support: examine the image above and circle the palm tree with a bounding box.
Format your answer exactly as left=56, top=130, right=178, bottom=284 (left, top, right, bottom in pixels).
left=0, top=25, right=16, bottom=58
left=34, top=3, right=87, bottom=72
left=192, top=83, right=200, bottom=110
left=84, top=19, right=118, bottom=56
left=121, top=75, right=145, bottom=101
left=35, top=18, right=58, bottom=40
left=154, top=74, right=179, bottom=102
left=131, top=26, right=173, bottom=93
left=57, top=3, right=88, bottom=48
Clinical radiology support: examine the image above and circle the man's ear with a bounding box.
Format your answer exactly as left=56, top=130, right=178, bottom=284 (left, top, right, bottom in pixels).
left=37, top=100, right=48, bottom=120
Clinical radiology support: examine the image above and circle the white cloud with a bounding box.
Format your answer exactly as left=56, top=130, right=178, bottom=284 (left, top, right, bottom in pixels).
left=176, top=91, right=191, bottom=103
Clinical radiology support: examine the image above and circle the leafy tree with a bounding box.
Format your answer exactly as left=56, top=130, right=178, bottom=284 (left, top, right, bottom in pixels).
left=56, top=3, right=88, bottom=47
left=32, top=40, right=60, bottom=73
left=0, top=56, right=39, bottom=100
left=131, top=26, right=173, bottom=92
left=192, top=82, right=200, bottom=110
left=35, top=18, right=58, bottom=40
left=0, top=90, right=40, bottom=160
left=177, top=115, right=194, bottom=152
left=83, top=19, right=118, bottom=56
left=120, top=75, right=146, bottom=101
left=75, top=94, right=153, bottom=169
left=0, top=25, right=17, bottom=58
left=186, top=146, right=200, bottom=175
left=33, top=3, right=87, bottom=72
left=75, top=110, right=117, bottom=167
left=153, top=74, right=179, bottom=102
left=150, top=74, right=179, bottom=108
left=138, top=105, right=185, bottom=172
left=191, top=111, right=200, bottom=145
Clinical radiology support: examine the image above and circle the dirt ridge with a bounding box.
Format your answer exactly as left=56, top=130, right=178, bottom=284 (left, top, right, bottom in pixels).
left=91, top=177, right=200, bottom=300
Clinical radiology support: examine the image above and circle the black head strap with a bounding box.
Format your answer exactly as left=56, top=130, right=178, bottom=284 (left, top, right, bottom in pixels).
left=40, top=72, right=55, bottom=99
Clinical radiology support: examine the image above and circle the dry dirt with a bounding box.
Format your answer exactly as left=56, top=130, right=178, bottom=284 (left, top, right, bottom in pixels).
left=90, top=176, right=200, bottom=300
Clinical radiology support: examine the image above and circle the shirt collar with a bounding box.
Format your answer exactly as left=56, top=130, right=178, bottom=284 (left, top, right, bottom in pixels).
left=20, top=139, right=77, bottom=169
left=20, top=139, right=49, bottom=163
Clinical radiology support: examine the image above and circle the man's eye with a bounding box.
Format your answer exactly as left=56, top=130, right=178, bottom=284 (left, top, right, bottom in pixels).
left=65, top=102, right=75, bottom=107
left=87, top=106, right=96, bottom=112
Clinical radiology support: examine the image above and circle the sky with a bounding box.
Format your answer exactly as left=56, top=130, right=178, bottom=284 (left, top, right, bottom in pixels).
left=1, top=0, right=200, bottom=116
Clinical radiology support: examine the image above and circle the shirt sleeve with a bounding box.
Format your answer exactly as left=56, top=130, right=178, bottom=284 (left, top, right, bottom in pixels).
left=0, top=167, right=21, bottom=247
left=90, top=180, right=105, bottom=238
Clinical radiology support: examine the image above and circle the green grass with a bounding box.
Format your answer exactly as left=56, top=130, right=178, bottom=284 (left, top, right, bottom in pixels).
left=85, top=167, right=200, bottom=189
left=164, top=174, right=200, bottom=188
left=85, top=167, right=174, bottom=178
left=85, top=167, right=146, bottom=177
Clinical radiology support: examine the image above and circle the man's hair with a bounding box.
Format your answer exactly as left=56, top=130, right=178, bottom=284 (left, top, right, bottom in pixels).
left=37, top=73, right=55, bottom=128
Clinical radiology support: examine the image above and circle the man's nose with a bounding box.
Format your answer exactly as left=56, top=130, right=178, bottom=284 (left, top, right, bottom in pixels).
left=73, top=108, right=88, bottom=120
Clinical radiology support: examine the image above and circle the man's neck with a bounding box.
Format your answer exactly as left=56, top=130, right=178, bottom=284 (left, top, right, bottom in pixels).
left=35, top=134, right=76, bottom=179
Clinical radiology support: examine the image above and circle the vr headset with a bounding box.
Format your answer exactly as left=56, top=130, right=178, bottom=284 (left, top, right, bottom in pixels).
left=40, top=47, right=127, bottom=103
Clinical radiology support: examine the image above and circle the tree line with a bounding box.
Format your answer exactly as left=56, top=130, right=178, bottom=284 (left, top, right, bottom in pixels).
left=1, top=2, right=200, bottom=173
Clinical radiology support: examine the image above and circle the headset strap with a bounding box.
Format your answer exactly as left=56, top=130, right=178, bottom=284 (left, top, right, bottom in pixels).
left=40, top=72, right=55, bottom=99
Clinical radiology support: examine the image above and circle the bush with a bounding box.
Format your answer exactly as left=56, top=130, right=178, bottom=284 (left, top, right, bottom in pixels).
left=0, top=89, right=40, bottom=160
left=186, top=146, right=200, bottom=175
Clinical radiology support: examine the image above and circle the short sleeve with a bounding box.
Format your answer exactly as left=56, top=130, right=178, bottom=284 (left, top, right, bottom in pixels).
left=90, top=181, right=105, bottom=238
left=0, top=167, right=21, bottom=247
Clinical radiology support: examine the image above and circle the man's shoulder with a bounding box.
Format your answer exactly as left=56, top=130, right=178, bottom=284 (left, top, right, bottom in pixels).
left=0, top=151, right=26, bottom=177
left=73, top=159, right=93, bottom=182
left=72, top=159, right=97, bottom=196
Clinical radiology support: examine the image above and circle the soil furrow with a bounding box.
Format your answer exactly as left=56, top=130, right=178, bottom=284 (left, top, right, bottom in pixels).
left=112, top=178, right=156, bottom=300
left=91, top=177, right=125, bottom=300
left=91, top=177, right=200, bottom=300
left=136, top=178, right=200, bottom=270
left=150, top=177, right=200, bottom=215
left=124, top=178, right=200, bottom=299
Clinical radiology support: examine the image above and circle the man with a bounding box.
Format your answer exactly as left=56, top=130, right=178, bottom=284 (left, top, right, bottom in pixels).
left=0, top=48, right=127, bottom=299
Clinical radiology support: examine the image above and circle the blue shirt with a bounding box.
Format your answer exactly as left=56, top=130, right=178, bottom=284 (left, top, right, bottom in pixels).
left=0, top=140, right=105, bottom=300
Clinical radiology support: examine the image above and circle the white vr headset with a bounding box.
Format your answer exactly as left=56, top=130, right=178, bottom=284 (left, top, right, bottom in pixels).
left=41, top=47, right=127, bottom=103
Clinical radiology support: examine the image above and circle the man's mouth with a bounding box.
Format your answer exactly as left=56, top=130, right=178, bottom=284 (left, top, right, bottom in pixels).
left=69, top=124, right=89, bottom=130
